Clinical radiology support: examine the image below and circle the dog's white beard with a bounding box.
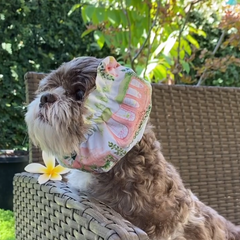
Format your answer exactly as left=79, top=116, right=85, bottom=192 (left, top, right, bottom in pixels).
left=25, top=95, right=80, bottom=156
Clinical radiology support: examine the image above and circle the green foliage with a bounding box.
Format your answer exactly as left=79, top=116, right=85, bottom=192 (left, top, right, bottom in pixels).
left=73, top=0, right=223, bottom=83
left=0, top=0, right=108, bottom=149
left=189, top=4, right=240, bottom=86
left=0, top=209, right=15, bottom=240
left=76, top=0, right=240, bottom=87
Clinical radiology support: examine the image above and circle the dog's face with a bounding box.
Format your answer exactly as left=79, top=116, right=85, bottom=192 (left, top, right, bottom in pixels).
left=25, top=57, right=102, bottom=156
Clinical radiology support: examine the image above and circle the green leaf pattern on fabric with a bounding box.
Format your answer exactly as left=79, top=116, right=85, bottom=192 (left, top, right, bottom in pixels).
left=98, top=61, right=115, bottom=81
left=108, top=142, right=127, bottom=157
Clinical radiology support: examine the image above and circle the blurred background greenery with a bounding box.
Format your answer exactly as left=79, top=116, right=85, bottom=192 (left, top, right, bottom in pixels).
left=1, top=0, right=240, bottom=150
left=0, top=0, right=109, bottom=150
left=0, top=209, right=15, bottom=240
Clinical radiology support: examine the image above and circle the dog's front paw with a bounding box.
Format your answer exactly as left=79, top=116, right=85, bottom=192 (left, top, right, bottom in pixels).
left=67, top=170, right=93, bottom=192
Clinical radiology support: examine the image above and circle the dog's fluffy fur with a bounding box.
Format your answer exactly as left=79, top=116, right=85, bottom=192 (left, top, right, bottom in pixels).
left=25, top=57, right=240, bottom=240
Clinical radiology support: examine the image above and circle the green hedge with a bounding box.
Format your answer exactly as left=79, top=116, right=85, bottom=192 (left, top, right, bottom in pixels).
left=0, top=0, right=108, bottom=149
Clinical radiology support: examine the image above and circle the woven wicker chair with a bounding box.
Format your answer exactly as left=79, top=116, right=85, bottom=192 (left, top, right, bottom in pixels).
left=13, top=72, right=240, bottom=240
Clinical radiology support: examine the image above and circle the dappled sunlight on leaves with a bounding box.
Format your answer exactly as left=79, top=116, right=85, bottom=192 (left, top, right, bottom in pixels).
left=78, top=0, right=224, bottom=83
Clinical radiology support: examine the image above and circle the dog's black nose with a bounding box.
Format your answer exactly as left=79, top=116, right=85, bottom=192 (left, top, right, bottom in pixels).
left=39, top=93, right=56, bottom=107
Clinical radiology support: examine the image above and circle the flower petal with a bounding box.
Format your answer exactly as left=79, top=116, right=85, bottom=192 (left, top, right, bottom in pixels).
left=42, top=151, right=55, bottom=169
left=54, top=165, right=71, bottom=175
left=25, top=163, right=47, bottom=173
left=50, top=173, right=62, bottom=181
left=38, top=173, right=51, bottom=184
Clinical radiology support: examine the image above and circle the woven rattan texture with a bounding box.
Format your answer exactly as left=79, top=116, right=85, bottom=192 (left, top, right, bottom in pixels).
left=25, top=72, right=46, bottom=164
left=151, top=84, right=240, bottom=224
left=13, top=173, right=149, bottom=240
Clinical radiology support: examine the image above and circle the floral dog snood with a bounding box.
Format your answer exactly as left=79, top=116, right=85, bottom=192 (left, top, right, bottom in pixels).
left=57, top=56, right=152, bottom=173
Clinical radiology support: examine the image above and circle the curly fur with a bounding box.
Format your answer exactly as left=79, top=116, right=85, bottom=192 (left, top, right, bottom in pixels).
left=25, top=56, right=240, bottom=240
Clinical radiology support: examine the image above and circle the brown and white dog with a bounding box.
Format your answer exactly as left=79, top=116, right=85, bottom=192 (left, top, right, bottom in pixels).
left=25, top=57, right=240, bottom=240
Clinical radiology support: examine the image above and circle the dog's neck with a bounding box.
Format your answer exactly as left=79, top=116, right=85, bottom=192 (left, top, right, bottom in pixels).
left=88, top=123, right=190, bottom=237
left=95, top=123, right=185, bottom=186
left=91, top=123, right=186, bottom=195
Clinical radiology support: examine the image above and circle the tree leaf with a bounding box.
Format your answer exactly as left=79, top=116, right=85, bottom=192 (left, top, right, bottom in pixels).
left=163, top=34, right=177, bottom=55
left=180, top=60, right=190, bottom=73
left=181, top=39, right=192, bottom=56
left=81, top=5, right=95, bottom=23
left=189, top=25, right=207, bottom=38
left=186, top=34, right=200, bottom=49
left=107, top=9, right=120, bottom=25
left=96, top=7, right=106, bottom=23
left=153, top=64, right=167, bottom=80
left=118, top=11, right=128, bottom=27
left=94, top=31, right=105, bottom=49
left=81, top=6, right=88, bottom=23
left=153, top=42, right=167, bottom=57
left=68, top=3, right=83, bottom=16
left=92, top=7, right=106, bottom=24
left=81, top=28, right=95, bottom=38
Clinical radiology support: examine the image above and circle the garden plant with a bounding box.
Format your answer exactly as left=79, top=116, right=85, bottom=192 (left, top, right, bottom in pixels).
left=0, top=209, right=15, bottom=240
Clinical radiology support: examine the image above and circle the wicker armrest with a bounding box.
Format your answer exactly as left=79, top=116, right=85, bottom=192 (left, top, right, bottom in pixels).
left=13, top=172, right=149, bottom=240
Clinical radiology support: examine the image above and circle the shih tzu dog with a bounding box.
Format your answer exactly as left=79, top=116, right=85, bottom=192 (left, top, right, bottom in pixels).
left=25, top=56, right=240, bottom=240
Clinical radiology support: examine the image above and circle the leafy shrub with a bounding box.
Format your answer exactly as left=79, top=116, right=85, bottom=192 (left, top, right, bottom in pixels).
left=188, top=6, right=240, bottom=87
left=0, top=0, right=109, bottom=149
left=76, top=1, right=240, bottom=87
left=76, top=0, right=224, bottom=84
left=0, top=209, right=15, bottom=240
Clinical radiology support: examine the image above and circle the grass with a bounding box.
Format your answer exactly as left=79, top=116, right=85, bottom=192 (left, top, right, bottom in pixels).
left=0, top=209, right=15, bottom=240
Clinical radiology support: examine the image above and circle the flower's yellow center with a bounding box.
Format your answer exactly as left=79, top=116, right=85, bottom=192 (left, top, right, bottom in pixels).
left=46, top=167, right=55, bottom=176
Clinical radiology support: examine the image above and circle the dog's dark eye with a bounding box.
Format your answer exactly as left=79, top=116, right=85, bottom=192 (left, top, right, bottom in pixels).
left=76, top=90, right=85, bottom=101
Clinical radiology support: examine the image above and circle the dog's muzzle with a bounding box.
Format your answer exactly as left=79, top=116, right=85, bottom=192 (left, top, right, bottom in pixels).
left=39, top=93, right=57, bottom=108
